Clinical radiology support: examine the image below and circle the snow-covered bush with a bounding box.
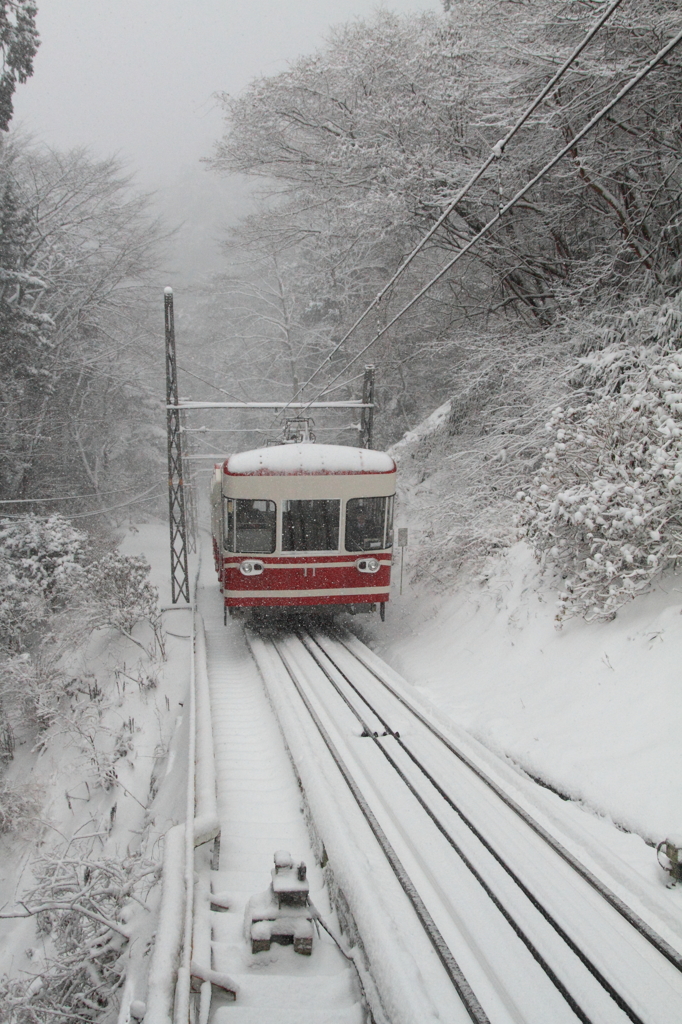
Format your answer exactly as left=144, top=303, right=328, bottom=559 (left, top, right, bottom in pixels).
left=0, top=557, right=40, bottom=654
left=0, top=515, right=86, bottom=652
left=0, top=714, right=13, bottom=762
left=0, top=520, right=165, bottom=739
left=0, top=515, right=86, bottom=597
left=0, top=523, right=164, bottom=657
left=0, top=779, right=40, bottom=837
left=0, top=651, right=68, bottom=730
left=519, top=295, right=682, bottom=622
left=83, top=552, right=165, bottom=657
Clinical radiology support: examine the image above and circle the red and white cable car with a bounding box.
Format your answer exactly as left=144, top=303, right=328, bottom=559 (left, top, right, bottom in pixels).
left=210, top=443, right=396, bottom=618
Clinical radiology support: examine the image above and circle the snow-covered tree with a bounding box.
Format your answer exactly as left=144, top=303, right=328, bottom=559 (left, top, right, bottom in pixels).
left=207, top=1, right=682, bottom=452
left=0, top=839, right=159, bottom=1024
left=0, top=140, right=166, bottom=508
left=520, top=293, right=682, bottom=621
left=214, top=2, right=682, bottom=325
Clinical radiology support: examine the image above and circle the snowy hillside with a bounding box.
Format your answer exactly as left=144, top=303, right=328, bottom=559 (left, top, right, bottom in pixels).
left=0, top=526, right=193, bottom=1019
left=349, top=414, right=682, bottom=916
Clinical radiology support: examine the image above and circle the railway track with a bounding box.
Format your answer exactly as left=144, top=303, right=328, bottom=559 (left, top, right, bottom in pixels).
left=247, top=625, right=682, bottom=1024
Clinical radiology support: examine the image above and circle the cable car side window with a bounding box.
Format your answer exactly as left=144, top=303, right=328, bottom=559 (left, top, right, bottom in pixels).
left=385, top=495, right=394, bottom=548
left=223, top=498, right=276, bottom=553
left=345, top=496, right=392, bottom=552
left=282, top=499, right=340, bottom=552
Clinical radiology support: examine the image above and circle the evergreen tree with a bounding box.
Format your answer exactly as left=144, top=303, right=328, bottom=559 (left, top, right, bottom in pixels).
left=0, top=0, right=39, bottom=132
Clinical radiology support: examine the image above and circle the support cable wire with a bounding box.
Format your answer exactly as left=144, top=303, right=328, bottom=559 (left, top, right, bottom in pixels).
left=0, top=485, right=163, bottom=519
left=307, top=901, right=377, bottom=1017
left=62, top=489, right=163, bottom=519
left=178, top=363, right=248, bottom=404
left=0, top=483, right=154, bottom=504
left=303, top=25, right=682, bottom=408
left=270, top=0, right=626, bottom=424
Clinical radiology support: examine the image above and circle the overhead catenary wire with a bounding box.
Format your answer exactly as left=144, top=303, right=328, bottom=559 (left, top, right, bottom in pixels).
left=271, top=0, right=627, bottom=423
left=0, top=484, right=164, bottom=519
left=317, top=370, right=367, bottom=396
left=0, top=484, right=153, bottom=504
left=305, top=25, right=682, bottom=407
left=178, top=363, right=247, bottom=404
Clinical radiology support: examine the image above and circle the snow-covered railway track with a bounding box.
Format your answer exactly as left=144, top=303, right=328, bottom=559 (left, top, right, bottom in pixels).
left=246, top=627, right=682, bottom=1024
left=145, top=552, right=366, bottom=1024
left=193, top=569, right=372, bottom=1024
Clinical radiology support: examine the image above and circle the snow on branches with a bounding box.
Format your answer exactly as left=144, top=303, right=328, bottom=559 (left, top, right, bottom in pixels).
left=0, top=517, right=164, bottom=659
left=0, top=840, right=159, bottom=1024
left=0, top=518, right=165, bottom=746
left=0, top=514, right=86, bottom=652
left=519, top=294, right=682, bottom=623
left=83, top=552, right=165, bottom=659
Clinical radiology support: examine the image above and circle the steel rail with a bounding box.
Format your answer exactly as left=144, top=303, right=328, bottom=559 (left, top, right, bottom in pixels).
left=300, top=631, right=652, bottom=1024
left=263, top=635, right=492, bottom=1024
left=327, top=630, right=682, bottom=975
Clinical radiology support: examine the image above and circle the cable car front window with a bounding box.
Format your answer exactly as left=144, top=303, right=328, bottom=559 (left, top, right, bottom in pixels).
left=282, top=499, right=340, bottom=551
left=345, top=496, right=393, bottom=552
left=223, top=498, right=276, bottom=553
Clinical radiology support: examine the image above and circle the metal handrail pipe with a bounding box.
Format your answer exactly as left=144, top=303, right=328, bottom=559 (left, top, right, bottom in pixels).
left=167, top=401, right=371, bottom=410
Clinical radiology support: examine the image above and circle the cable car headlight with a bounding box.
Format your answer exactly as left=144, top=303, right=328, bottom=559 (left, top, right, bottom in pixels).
left=240, top=559, right=265, bottom=576
left=355, top=557, right=380, bottom=574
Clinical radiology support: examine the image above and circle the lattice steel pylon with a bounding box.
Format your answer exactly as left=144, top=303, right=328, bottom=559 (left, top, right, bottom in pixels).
left=164, top=287, right=190, bottom=604
left=359, top=365, right=375, bottom=449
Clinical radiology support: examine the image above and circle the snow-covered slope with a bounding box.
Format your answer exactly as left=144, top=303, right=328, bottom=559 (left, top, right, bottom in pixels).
left=370, top=542, right=682, bottom=846
left=0, top=525, right=193, bottom=1017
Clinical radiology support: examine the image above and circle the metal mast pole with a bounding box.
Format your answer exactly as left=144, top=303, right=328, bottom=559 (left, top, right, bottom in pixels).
left=164, top=287, right=190, bottom=604
left=181, top=408, right=197, bottom=554
left=360, top=365, right=375, bottom=449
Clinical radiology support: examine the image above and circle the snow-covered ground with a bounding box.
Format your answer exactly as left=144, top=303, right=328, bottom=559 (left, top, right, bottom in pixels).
left=0, top=524, right=193, bottom=1010
left=360, top=538, right=682, bottom=914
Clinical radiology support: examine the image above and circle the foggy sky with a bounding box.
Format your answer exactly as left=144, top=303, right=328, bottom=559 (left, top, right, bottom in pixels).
left=13, top=0, right=439, bottom=190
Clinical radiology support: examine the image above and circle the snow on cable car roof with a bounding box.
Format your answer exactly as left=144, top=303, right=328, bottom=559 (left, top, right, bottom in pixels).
left=224, top=443, right=396, bottom=477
